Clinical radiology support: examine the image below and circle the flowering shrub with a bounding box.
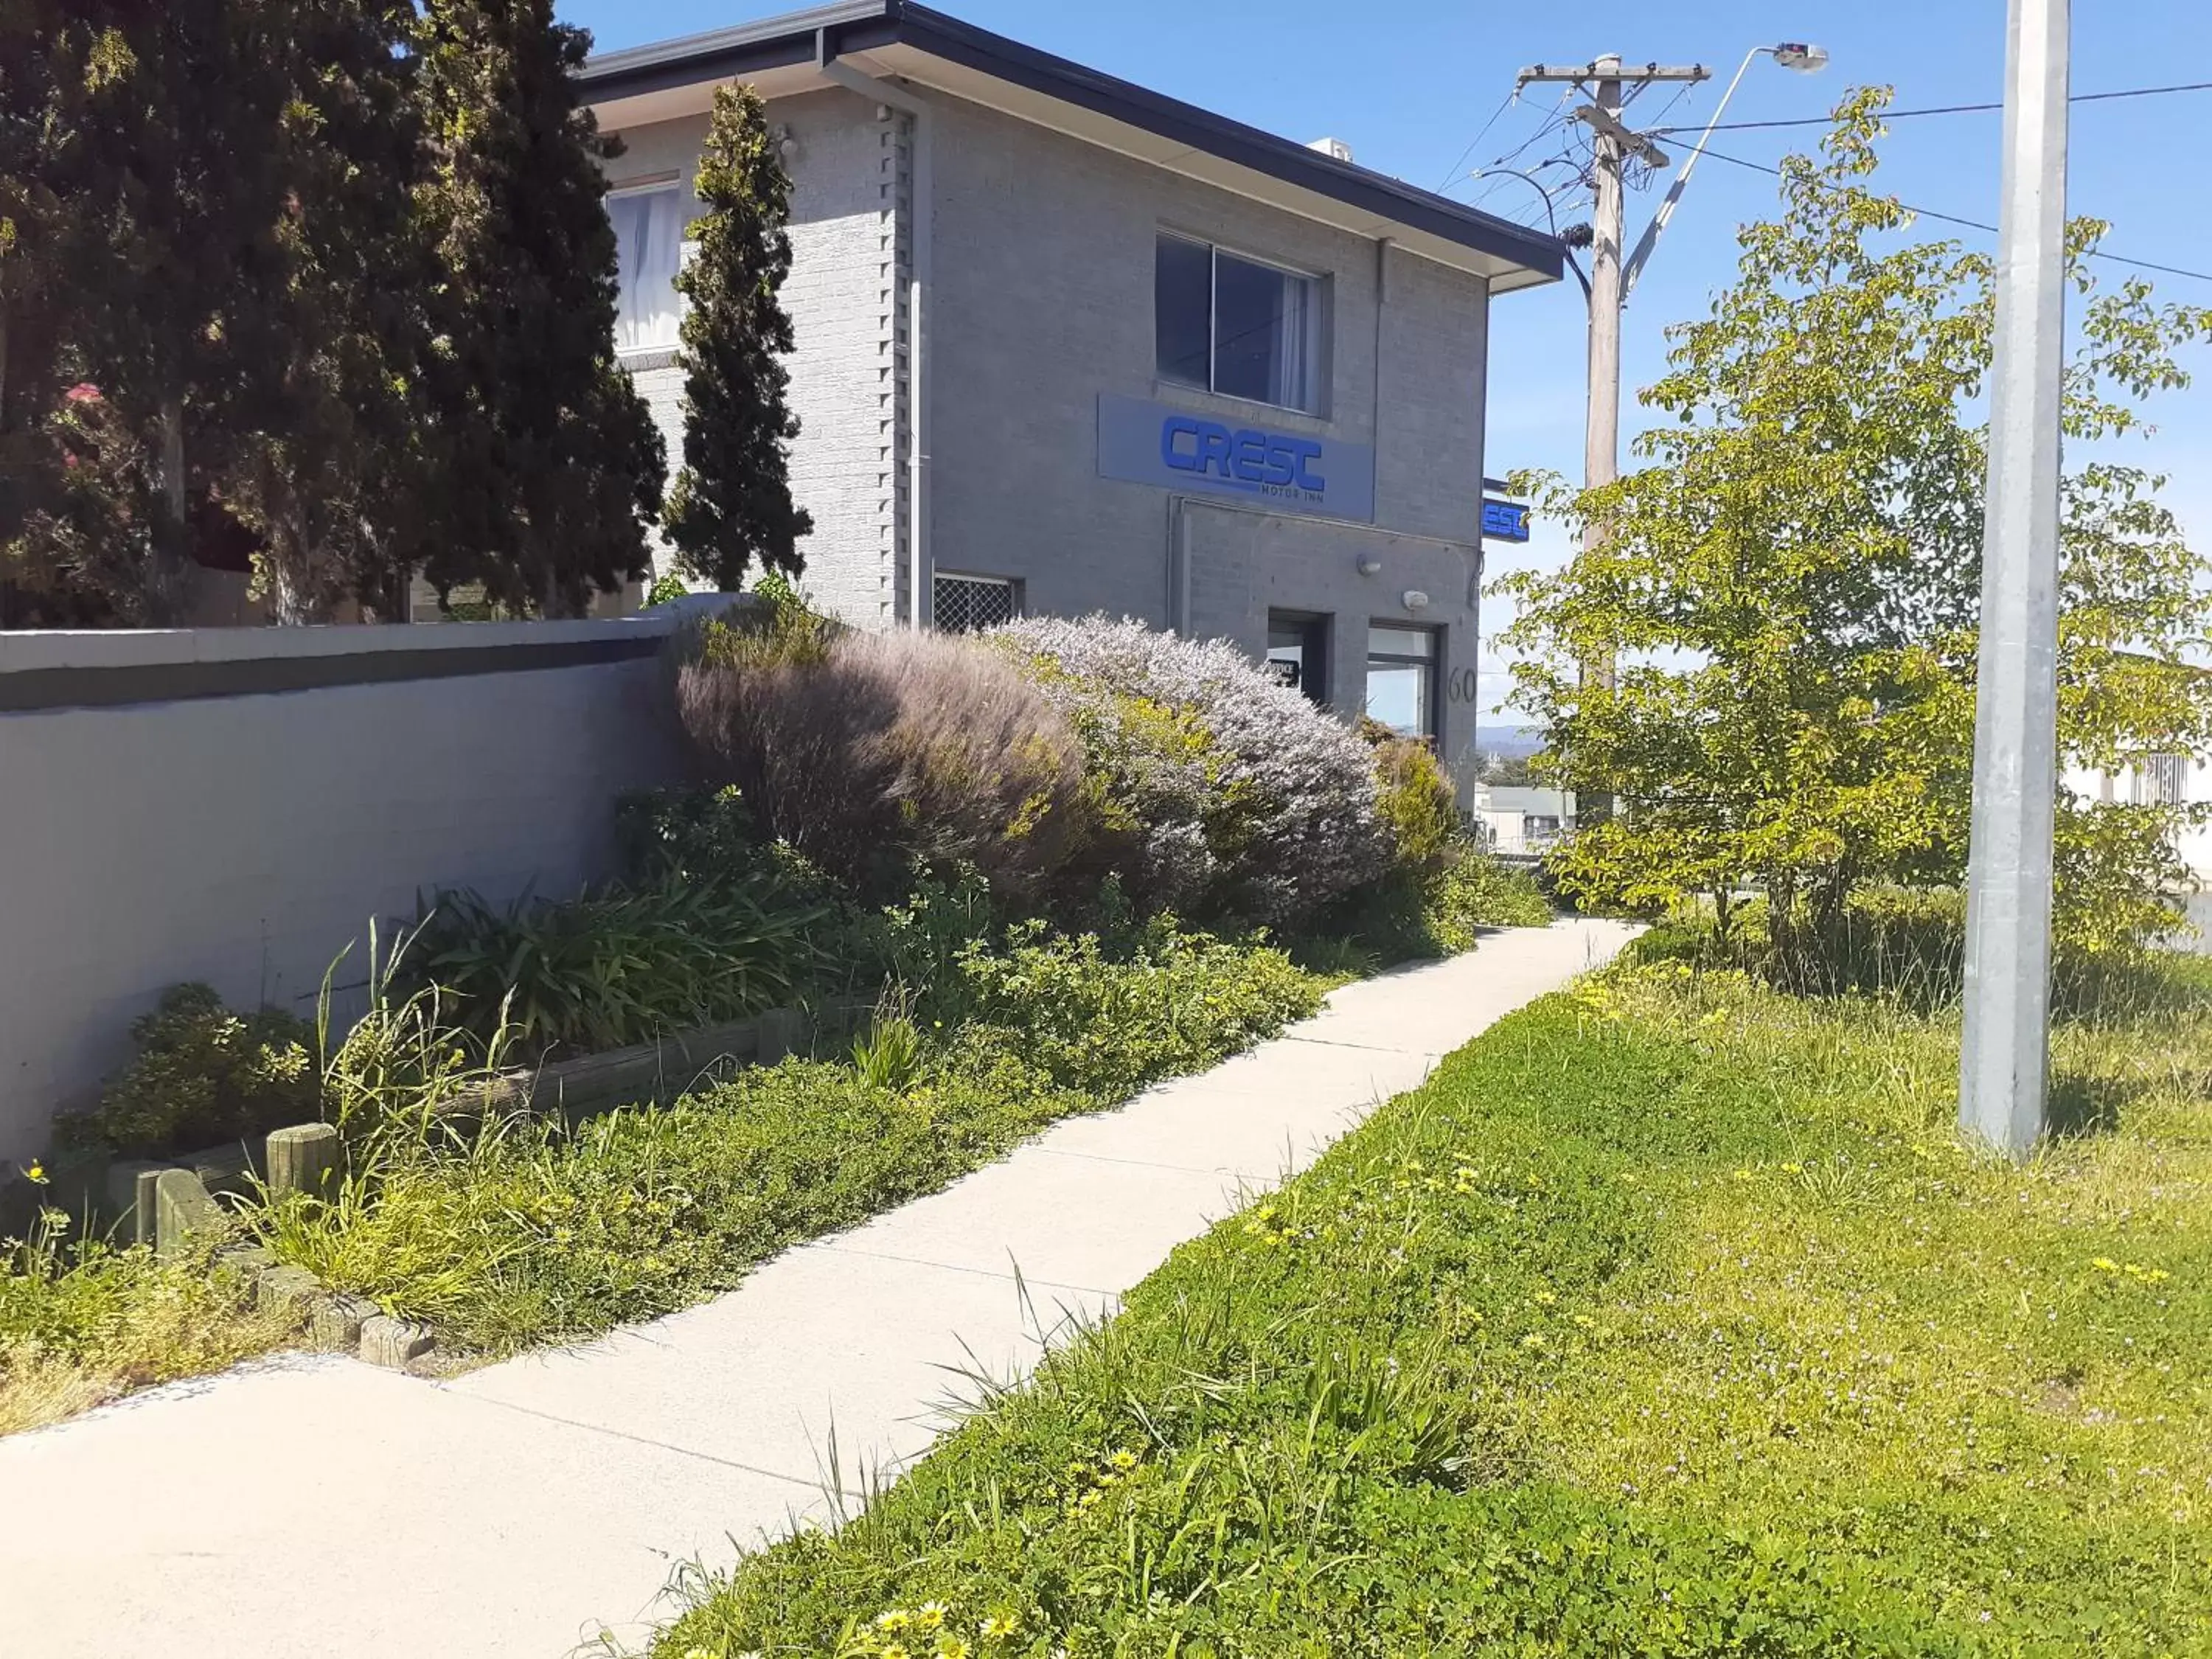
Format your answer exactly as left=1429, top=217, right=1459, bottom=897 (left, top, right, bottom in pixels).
left=1363, top=717, right=1458, bottom=884
left=997, top=616, right=1388, bottom=925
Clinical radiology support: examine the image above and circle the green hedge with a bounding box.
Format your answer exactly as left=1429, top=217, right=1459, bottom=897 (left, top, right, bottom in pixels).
left=655, top=959, right=2212, bottom=1658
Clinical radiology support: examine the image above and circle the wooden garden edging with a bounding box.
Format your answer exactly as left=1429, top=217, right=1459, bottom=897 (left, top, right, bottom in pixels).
left=114, top=1006, right=813, bottom=1377
left=441, top=1006, right=810, bottom=1122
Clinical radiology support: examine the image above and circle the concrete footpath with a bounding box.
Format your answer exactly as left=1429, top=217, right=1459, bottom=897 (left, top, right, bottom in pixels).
left=0, top=919, right=1638, bottom=1659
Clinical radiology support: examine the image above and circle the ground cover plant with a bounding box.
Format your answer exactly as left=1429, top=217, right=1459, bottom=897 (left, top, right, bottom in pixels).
left=258, top=914, right=1323, bottom=1357
left=0, top=1183, right=296, bottom=1436
left=653, top=947, right=2212, bottom=1658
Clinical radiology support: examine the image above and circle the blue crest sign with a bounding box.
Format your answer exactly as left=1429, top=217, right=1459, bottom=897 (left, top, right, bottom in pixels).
left=1481, top=498, right=1531, bottom=542
left=1096, top=394, right=1376, bottom=522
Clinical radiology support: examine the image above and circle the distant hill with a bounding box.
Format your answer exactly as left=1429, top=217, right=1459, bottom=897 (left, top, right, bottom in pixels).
left=1475, top=725, right=1545, bottom=760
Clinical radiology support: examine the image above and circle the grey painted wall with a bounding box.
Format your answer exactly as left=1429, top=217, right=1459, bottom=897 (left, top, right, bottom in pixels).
left=0, top=622, right=687, bottom=1164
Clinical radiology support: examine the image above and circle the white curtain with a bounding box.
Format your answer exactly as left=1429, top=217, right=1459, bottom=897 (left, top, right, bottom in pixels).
left=610, top=187, right=684, bottom=352
left=1272, top=269, right=1312, bottom=411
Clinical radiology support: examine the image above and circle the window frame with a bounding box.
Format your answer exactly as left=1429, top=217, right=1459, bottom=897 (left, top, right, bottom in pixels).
left=606, top=177, right=689, bottom=358
left=1364, top=622, right=1441, bottom=743
left=1154, top=230, right=1329, bottom=418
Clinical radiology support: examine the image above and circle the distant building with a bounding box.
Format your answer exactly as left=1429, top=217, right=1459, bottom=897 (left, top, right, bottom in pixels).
left=2063, top=754, right=2212, bottom=884
left=1475, top=785, right=1575, bottom=853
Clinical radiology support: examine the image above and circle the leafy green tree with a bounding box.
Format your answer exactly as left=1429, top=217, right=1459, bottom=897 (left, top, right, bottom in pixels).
left=661, top=83, right=813, bottom=591
left=413, top=0, right=664, bottom=619
left=1477, top=751, right=1540, bottom=788
left=3, top=1, right=436, bottom=625
left=1499, top=88, right=2212, bottom=961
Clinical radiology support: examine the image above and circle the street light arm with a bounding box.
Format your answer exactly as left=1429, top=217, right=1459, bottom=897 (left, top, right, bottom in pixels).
left=1621, top=45, right=1763, bottom=302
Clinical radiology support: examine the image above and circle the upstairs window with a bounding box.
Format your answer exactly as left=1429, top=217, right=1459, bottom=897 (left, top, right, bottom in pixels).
left=608, top=182, right=686, bottom=354
left=1155, top=233, right=1324, bottom=415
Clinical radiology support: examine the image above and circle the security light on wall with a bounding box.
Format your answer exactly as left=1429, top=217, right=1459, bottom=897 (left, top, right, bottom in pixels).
left=1402, top=590, right=1430, bottom=611
left=1357, top=554, right=1384, bottom=577
left=772, top=124, right=799, bottom=161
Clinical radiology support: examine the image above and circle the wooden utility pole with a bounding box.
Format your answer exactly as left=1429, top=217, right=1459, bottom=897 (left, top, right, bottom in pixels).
left=1514, top=56, right=1708, bottom=824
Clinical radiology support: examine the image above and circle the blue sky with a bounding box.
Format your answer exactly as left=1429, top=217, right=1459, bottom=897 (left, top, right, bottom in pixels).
left=563, top=0, right=2212, bottom=718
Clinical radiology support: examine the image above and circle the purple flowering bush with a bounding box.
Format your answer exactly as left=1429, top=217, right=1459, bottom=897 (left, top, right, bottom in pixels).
left=996, top=616, right=1389, bottom=925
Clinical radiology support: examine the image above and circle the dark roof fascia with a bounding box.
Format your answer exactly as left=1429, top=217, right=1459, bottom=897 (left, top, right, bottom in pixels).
left=579, top=1, right=1562, bottom=282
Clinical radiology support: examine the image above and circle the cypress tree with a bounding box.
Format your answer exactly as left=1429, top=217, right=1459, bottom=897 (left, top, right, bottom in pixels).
left=104, top=0, right=299, bottom=623
left=661, top=83, right=813, bottom=591
left=414, top=0, right=664, bottom=619
left=0, top=4, right=192, bottom=623
left=225, top=0, right=434, bottom=622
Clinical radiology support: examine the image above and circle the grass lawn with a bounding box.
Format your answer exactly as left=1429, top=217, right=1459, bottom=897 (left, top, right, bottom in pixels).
left=655, top=949, right=2212, bottom=1658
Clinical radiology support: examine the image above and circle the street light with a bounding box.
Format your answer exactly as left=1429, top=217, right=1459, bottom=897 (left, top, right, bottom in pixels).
left=1621, top=41, right=1829, bottom=298
left=1773, top=42, right=1831, bottom=73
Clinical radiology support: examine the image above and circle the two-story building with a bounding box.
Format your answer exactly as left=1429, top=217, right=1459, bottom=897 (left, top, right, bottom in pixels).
left=579, top=1, right=1559, bottom=788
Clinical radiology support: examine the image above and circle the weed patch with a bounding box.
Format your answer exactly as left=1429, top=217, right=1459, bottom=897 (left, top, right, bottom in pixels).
left=0, top=1205, right=296, bottom=1437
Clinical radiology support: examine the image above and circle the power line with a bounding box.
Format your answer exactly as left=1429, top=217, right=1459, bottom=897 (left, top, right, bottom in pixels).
left=1642, top=78, right=1700, bottom=133
left=1694, top=145, right=2212, bottom=285
left=1649, top=77, right=2212, bottom=136
left=1487, top=88, right=1576, bottom=172
left=1436, top=89, right=1517, bottom=189
left=1465, top=153, right=1573, bottom=212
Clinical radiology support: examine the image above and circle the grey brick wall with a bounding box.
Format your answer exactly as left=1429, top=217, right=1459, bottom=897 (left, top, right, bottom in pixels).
left=919, top=90, right=1492, bottom=612
left=608, top=90, right=901, bottom=628
left=1180, top=502, right=1484, bottom=787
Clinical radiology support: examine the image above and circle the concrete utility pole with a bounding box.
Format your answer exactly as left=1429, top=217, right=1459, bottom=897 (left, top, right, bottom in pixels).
left=1579, top=63, right=1628, bottom=658
left=1960, top=0, right=2070, bottom=1157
